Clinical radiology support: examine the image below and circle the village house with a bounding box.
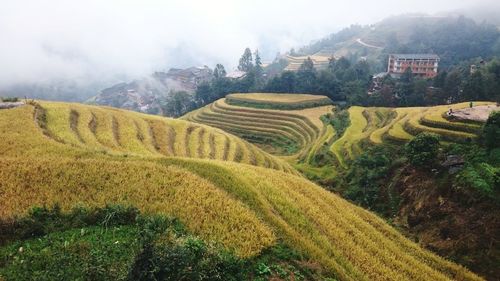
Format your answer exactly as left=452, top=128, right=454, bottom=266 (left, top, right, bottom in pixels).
left=387, top=54, right=440, bottom=78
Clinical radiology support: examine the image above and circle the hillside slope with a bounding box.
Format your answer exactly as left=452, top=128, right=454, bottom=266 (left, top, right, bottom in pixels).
left=326, top=102, right=493, bottom=168
left=183, top=95, right=333, bottom=161
left=0, top=102, right=484, bottom=280
left=298, top=15, right=500, bottom=71
left=28, top=101, right=295, bottom=173
left=183, top=93, right=493, bottom=169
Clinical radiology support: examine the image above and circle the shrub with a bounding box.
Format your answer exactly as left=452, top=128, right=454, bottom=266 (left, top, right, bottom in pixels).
left=0, top=205, right=140, bottom=245
left=1, top=97, right=19, bottom=102
left=483, top=111, right=500, bottom=149
left=457, top=163, right=500, bottom=199
left=129, top=235, right=243, bottom=281
left=344, top=146, right=395, bottom=212
left=329, top=109, right=350, bottom=140
left=405, top=133, right=440, bottom=168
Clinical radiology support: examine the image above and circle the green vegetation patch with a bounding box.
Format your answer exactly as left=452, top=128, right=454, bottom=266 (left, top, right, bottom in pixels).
left=0, top=205, right=331, bottom=281
left=226, top=93, right=332, bottom=110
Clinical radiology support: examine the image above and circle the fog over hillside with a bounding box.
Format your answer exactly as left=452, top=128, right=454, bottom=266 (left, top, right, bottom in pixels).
left=0, top=0, right=499, bottom=100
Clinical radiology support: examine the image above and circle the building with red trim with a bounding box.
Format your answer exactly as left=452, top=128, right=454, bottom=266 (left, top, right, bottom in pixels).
left=387, top=54, right=440, bottom=78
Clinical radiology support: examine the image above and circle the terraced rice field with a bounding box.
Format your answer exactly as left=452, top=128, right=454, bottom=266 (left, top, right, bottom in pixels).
left=225, top=93, right=333, bottom=109
left=183, top=98, right=333, bottom=161
left=185, top=94, right=493, bottom=170
left=327, top=102, right=494, bottom=167
left=0, top=101, right=483, bottom=281
left=28, top=101, right=296, bottom=173
left=284, top=55, right=331, bottom=71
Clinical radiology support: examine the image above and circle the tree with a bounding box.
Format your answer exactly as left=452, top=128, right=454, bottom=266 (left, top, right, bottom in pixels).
left=433, top=71, right=447, bottom=88
left=213, top=64, right=226, bottom=79
left=280, top=71, right=297, bottom=92
left=405, top=133, right=440, bottom=168
left=328, top=56, right=336, bottom=71
left=408, top=79, right=427, bottom=106
left=345, top=147, right=392, bottom=209
left=238, top=48, right=253, bottom=72
left=335, top=57, right=351, bottom=70
left=194, top=82, right=212, bottom=106
left=483, top=111, right=500, bottom=150
left=161, top=91, right=194, bottom=117
left=264, top=71, right=296, bottom=93
left=316, top=70, right=341, bottom=100
left=353, top=60, right=371, bottom=85
left=400, top=67, right=414, bottom=83
left=253, top=49, right=264, bottom=88
left=395, top=69, right=415, bottom=107
left=463, top=71, right=485, bottom=101
left=296, top=57, right=317, bottom=93
left=254, top=49, right=262, bottom=72
left=443, top=70, right=462, bottom=102
left=299, top=57, right=314, bottom=72
left=344, top=81, right=368, bottom=105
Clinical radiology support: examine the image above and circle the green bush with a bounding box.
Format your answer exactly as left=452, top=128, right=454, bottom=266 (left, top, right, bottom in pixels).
left=405, top=133, right=440, bottom=168
left=322, top=108, right=350, bottom=140
left=457, top=163, right=500, bottom=200
left=1, top=97, right=19, bottom=102
left=129, top=237, right=243, bottom=281
left=343, top=145, right=401, bottom=214
left=1, top=206, right=331, bottom=280
left=0, top=225, right=141, bottom=281
left=0, top=204, right=140, bottom=245
left=483, top=111, right=500, bottom=149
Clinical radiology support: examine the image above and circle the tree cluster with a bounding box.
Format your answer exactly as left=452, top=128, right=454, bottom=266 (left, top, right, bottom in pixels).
left=194, top=45, right=500, bottom=111
left=194, top=48, right=265, bottom=107
left=369, top=59, right=500, bottom=107
left=263, top=57, right=371, bottom=103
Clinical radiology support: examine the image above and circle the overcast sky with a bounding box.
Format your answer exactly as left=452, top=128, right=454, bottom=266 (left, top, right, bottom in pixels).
left=0, top=0, right=497, bottom=87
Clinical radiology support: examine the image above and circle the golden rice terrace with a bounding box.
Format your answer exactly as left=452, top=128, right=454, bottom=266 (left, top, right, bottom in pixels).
left=0, top=100, right=487, bottom=280
left=184, top=94, right=493, bottom=169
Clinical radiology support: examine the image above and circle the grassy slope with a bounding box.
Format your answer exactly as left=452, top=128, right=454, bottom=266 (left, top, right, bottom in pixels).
left=1, top=225, right=140, bottom=280
left=0, top=102, right=483, bottom=280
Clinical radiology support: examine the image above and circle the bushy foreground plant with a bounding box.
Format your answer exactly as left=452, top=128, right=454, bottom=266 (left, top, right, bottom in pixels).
left=405, top=133, right=440, bottom=168
left=0, top=206, right=328, bottom=281
left=483, top=111, right=500, bottom=149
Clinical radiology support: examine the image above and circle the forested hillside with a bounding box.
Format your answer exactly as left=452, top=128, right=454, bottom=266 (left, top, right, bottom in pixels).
left=299, top=15, right=500, bottom=70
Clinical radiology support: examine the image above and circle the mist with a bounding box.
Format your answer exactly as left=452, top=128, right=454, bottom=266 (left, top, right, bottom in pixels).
left=0, top=0, right=498, bottom=92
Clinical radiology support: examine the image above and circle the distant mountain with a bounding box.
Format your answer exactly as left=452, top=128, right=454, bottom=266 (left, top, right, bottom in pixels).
left=88, top=66, right=212, bottom=114
left=0, top=79, right=107, bottom=102
left=298, top=15, right=500, bottom=72
left=443, top=2, right=500, bottom=26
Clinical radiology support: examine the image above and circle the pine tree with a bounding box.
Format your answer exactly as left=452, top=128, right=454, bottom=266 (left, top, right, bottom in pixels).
left=238, top=48, right=254, bottom=72
left=213, top=64, right=226, bottom=79
left=297, top=57, right=317, bottom=93
left=253, top=49, right=264, bottom=88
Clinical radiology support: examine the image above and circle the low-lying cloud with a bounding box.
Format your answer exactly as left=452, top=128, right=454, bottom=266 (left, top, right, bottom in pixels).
left=0, top=0, right=496, bottom=90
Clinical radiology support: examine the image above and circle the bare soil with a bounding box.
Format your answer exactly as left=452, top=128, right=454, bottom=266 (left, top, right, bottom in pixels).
left=394, top=166, right=500, bottom=281
left=449, top=105, right=499, bottom=122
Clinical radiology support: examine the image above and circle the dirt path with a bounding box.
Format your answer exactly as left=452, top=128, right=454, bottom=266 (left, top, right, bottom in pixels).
left=356, top=38, right=383, bottom=49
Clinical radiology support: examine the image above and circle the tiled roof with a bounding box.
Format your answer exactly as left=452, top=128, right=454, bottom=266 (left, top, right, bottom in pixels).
left=390, top=54, right=440, bottom=60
